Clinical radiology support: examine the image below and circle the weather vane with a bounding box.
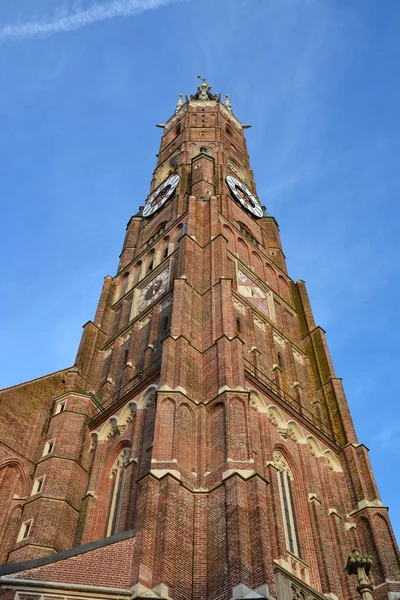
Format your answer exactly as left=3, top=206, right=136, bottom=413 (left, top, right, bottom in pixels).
left=197, top=74, right=212, bottom=90
left=188, top=75, right=218, bottom=101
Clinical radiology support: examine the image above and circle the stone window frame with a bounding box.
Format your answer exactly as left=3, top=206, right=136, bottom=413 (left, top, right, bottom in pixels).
left=31, top=475, right=45, bottom=495
left=17, top=519, right=33, bottom=542
left=54, top=400, right=66, bottom=415
left=43, top=439, right=55, bottom=457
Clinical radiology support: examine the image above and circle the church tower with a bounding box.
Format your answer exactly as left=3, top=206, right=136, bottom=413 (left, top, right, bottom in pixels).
left=0, top=79, right=399, bottom=600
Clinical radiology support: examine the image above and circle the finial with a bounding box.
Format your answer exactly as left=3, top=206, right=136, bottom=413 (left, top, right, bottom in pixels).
left=223, top=93, right=232, bottom=112
left=189, top=76, right=219, bottom=102
left=346, top=548, right=374, bottom=600
left=175, top=93, right=184, bottom=114
left=197, top=75, right=212, bottom=100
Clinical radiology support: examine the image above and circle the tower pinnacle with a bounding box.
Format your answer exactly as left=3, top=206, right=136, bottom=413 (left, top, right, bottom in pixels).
left=190, top=74, right=220, bottom=101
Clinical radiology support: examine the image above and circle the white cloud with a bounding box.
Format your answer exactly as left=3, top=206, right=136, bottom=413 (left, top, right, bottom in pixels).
left=0, top=0, right=183, bottom=42
left=374, top=422, right=400, bottom=452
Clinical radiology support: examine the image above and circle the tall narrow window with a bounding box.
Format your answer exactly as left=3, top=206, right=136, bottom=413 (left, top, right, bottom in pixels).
left=162, top=237, right=170, bottom=260
left=134, top=261, right=142, bottom=285
left=235, top=317, right=242, bottom=338
left=273, top=451, right=301, bottom=558
left=147, top=250, right=155, bottom=273
left=106, top=448, right=131, bottom=537
left=174, top=223, right=186, bottom=250
left=162, top=316, right=170, bottom=334
left=123, top=271, right=131, bottom=294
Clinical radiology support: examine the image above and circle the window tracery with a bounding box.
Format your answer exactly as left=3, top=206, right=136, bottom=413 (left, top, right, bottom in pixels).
left=273, top=450, right=301, bottom=558
left=106, top=447, right=132, bottom=537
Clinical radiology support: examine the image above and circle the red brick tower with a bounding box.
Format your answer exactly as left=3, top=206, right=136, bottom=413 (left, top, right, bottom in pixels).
left=0, top=79, right=399, bottom=600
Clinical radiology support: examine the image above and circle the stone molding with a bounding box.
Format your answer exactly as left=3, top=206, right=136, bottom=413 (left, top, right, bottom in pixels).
left=231, top=583, right=275, bottom=600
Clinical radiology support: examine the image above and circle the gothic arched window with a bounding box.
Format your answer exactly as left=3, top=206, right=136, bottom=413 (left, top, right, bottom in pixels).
left=162, top=236, right=170, bottom=260
left=106, top=448, right=131, bottom=537
left=162, top=316, right=170, bottom=334
left=123, top=271, right=131, bottom=295
left=147, top=250, right=155, bottom=273
left=173, top=223, right=186, bottom=250
left=273, top=450, right=301, bottom=558
left=133, top=261, right=142, bottom=285
left=235, top=318, right=243, bottom=340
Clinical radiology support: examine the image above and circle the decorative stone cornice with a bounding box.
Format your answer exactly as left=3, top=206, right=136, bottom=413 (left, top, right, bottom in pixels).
left=150, top=469, right=181, bottom=480
left=131, top=583, right=172, bottom=600
left=231, top=584, right=275, bottom=600
left=222, top=469, right=256, bottom=480
left=348, top=499, right=386, bottom=516
left=308, top=493, right=322, bottom=505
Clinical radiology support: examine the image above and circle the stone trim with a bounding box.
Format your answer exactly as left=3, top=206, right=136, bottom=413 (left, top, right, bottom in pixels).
left=1, top=580, right=130, bottom=597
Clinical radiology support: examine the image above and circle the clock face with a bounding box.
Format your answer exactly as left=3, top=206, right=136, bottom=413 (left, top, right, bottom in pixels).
left=137, top=268, right=170, bottom=313
left=237, top=269, right=269, bottom=317
left=143, top=175, right=180, bottom=218
left=226, top=175, right=263, bottom=218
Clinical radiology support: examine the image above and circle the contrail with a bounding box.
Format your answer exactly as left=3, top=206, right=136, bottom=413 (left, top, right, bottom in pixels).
left=0, top=0, right=183, bottom=41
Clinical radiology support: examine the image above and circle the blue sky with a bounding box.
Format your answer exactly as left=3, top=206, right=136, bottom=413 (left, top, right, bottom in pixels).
left=1, top=0, right=399, bottom=543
